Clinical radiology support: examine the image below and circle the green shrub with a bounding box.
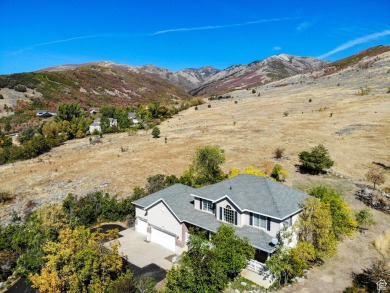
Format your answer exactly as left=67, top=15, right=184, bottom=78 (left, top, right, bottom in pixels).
left=208, top=104, right=211, bottom=108
left=152, top=126, right=160, bottom=138
left=14, top=84, right=27, bottom=92
left=298, top=144, right=334, bottom=174
left=0, top=94, right=3, bottom=99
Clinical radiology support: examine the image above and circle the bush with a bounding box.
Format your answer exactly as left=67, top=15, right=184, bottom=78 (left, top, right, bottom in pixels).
left=283, top=111, right=289, bottom=117
left=208, top=104, right=211, bottom=108
left=298, top=144, right=334, bottom=174
left=0, top=94, right=3, bottom=99
left=356, top=87, right=372, bottom=96
left=355, top=208, right=376, bottom=230
left=252, top=89, right=256, bottom=94
left=0, top=192, right=14, bottom=204
left=14, top=84, right=27, bottom=92
left=195, top=106, right=198, bottom=110
left=152, top=126, right=160, bottom=138
left=271, top=164, right=289, bottom=182
left=274, top=147, right=285, bottom=159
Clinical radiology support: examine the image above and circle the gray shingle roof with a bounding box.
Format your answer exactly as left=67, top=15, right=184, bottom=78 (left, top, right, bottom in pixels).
left=192, top=174, right=308, bottom=219
left=132, top=174, right=308, bottom=253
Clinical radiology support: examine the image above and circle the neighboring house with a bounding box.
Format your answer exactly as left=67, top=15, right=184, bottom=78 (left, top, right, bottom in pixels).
left=128, top=112, right=139, bottom=125
left=88, top=117, right=117, bottom=133
left=90, top=109, right=99, bottom=114
left=36, top=110, right=56, bottom=118
left=132, top=174, right=309, bottom=263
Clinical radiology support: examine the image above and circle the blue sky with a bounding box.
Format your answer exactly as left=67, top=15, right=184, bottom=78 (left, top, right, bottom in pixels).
left=1, top=0, right=389, bottom=74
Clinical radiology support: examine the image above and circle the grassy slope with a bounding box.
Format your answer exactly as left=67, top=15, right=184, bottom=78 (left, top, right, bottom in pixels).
left=0, top=66, right=193, bottom=131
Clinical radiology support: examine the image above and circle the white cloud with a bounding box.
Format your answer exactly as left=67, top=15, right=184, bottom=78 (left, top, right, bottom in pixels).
left=317, top=29, right=390, bottom=59
left=152, top=17, right=300, bottom=35
left=273, top=46, right=282, bottom=51
left=296, top=21, right=313, bottom=31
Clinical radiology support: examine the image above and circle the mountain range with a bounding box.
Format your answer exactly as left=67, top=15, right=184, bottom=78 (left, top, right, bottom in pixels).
left=41, top=54, right=328, bottom=95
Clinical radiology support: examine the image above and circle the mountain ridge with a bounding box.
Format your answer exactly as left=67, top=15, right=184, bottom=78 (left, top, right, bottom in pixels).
left=40, top=53, right=328, bottom=95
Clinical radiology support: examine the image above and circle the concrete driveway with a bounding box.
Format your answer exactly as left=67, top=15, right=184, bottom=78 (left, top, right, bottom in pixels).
left=116, top=228, right=175, bottom=271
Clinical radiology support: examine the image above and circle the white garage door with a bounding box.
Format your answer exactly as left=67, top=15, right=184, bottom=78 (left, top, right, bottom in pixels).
left=150, top=227, right=176, bottom=252
left=136, top=218, right=148, bottom=235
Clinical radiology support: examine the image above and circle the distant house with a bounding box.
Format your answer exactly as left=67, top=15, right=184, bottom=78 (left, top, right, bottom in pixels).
left=36, top=110, right=56, bottom=118
left=88, top=117, right=117, bottom=133
left=128, top=112, right=136, bottom=119
left=128, top=112, right=139, bottom=125
left=90, top=109, right=99, bottom=115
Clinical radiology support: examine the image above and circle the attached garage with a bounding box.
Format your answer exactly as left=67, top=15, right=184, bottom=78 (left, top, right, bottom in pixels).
left=136, top=218, right=148, bottom=235
left=150, top=227, right=176, bottom=252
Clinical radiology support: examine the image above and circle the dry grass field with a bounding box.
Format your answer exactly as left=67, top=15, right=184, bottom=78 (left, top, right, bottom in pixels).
left=0, top=51, right=389, bottom=292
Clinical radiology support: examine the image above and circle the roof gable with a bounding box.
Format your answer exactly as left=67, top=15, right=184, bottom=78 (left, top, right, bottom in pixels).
left=191, top=174, right=308, bottom=219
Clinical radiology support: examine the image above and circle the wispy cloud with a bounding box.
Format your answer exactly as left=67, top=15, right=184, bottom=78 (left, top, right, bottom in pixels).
left=273, top=46, right=282, bottom=51
left=296, top=21, right=313, bottom=31
left=152, top=17, right=300, bottom=36
left=317, top=29, right=390, bottom=59
left=10, top=34, right=107, bottom=54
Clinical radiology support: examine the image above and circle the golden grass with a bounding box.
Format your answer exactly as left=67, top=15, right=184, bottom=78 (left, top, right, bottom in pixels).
left=375, top=231, right=390, bottom=258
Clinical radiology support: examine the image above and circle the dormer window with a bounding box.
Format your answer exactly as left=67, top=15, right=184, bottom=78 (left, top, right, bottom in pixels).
left=200, top=199, right=214, bottom=213
left=223, top=205, right=236, bottom=225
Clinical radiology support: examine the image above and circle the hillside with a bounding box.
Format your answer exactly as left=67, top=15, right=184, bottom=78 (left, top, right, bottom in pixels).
left=0, top=63, right=193, bottom=131
left=40, top=55, right=328, bottom=96
left=189, top=54, right=328, bottom=95
left=1, top=48, right=389, bottom=225
left=140, top=65, right=220, bottom=92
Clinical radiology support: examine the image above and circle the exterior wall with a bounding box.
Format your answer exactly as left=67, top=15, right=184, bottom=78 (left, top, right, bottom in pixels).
left=242, top=211, right=282, bottom=238
left=146, top=202, right=183, bottom=241
left=136, top=207, right=146, bottom=219
left=194, top=197, right=201, bottom=210
left=215, top=198, right=242, bottom=227
left=89, top=125, right=101, bottom=133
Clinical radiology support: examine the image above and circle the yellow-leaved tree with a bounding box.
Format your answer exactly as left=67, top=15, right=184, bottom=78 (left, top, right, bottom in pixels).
left=228, top=166, right=266, bottom=178
left=30, top=226, right=123, bottom=293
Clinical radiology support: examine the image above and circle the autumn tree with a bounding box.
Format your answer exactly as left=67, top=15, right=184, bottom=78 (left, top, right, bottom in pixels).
left=271, top=164, right=289, bottom=182
left=298, top=144, right=334, bottom=174
left=30, top=226, right=123, bottom=293
left=297, top=197, right=337, bottom=260
left=228, top=166, right=266, bottom=178
left=365, top=168, right=385, bottom=189
left=309, top=186, right=357, bottom=239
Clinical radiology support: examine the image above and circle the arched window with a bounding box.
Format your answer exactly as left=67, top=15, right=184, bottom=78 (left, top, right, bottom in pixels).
left=223, top=205, right=235, bottom=224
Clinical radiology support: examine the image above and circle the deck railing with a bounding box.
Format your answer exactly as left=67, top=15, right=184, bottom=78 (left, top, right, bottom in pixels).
left=246, top=259, right=267, bottom=274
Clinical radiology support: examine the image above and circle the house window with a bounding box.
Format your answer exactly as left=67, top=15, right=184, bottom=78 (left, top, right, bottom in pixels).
left=202, top=200, right=214, bottom=213
left=223, top=205, right=235, bottom=224
left=252, top=213, right=267, bottom=229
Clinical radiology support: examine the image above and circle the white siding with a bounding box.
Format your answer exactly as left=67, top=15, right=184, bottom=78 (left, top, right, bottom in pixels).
left=147, top=202, right=183, bottom=241
left=215, top=199, right=242, bottom=227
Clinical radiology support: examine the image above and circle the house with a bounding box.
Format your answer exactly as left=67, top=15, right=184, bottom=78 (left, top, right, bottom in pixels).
left=132, top=174, right=309, bottom=263
left=90, top=109, right=99, bottom=115
left=88, top=117, right=117, bottom=133
left=36, top=110, right=56, bottom=118
left=128, top=112, right=139, bottom=125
